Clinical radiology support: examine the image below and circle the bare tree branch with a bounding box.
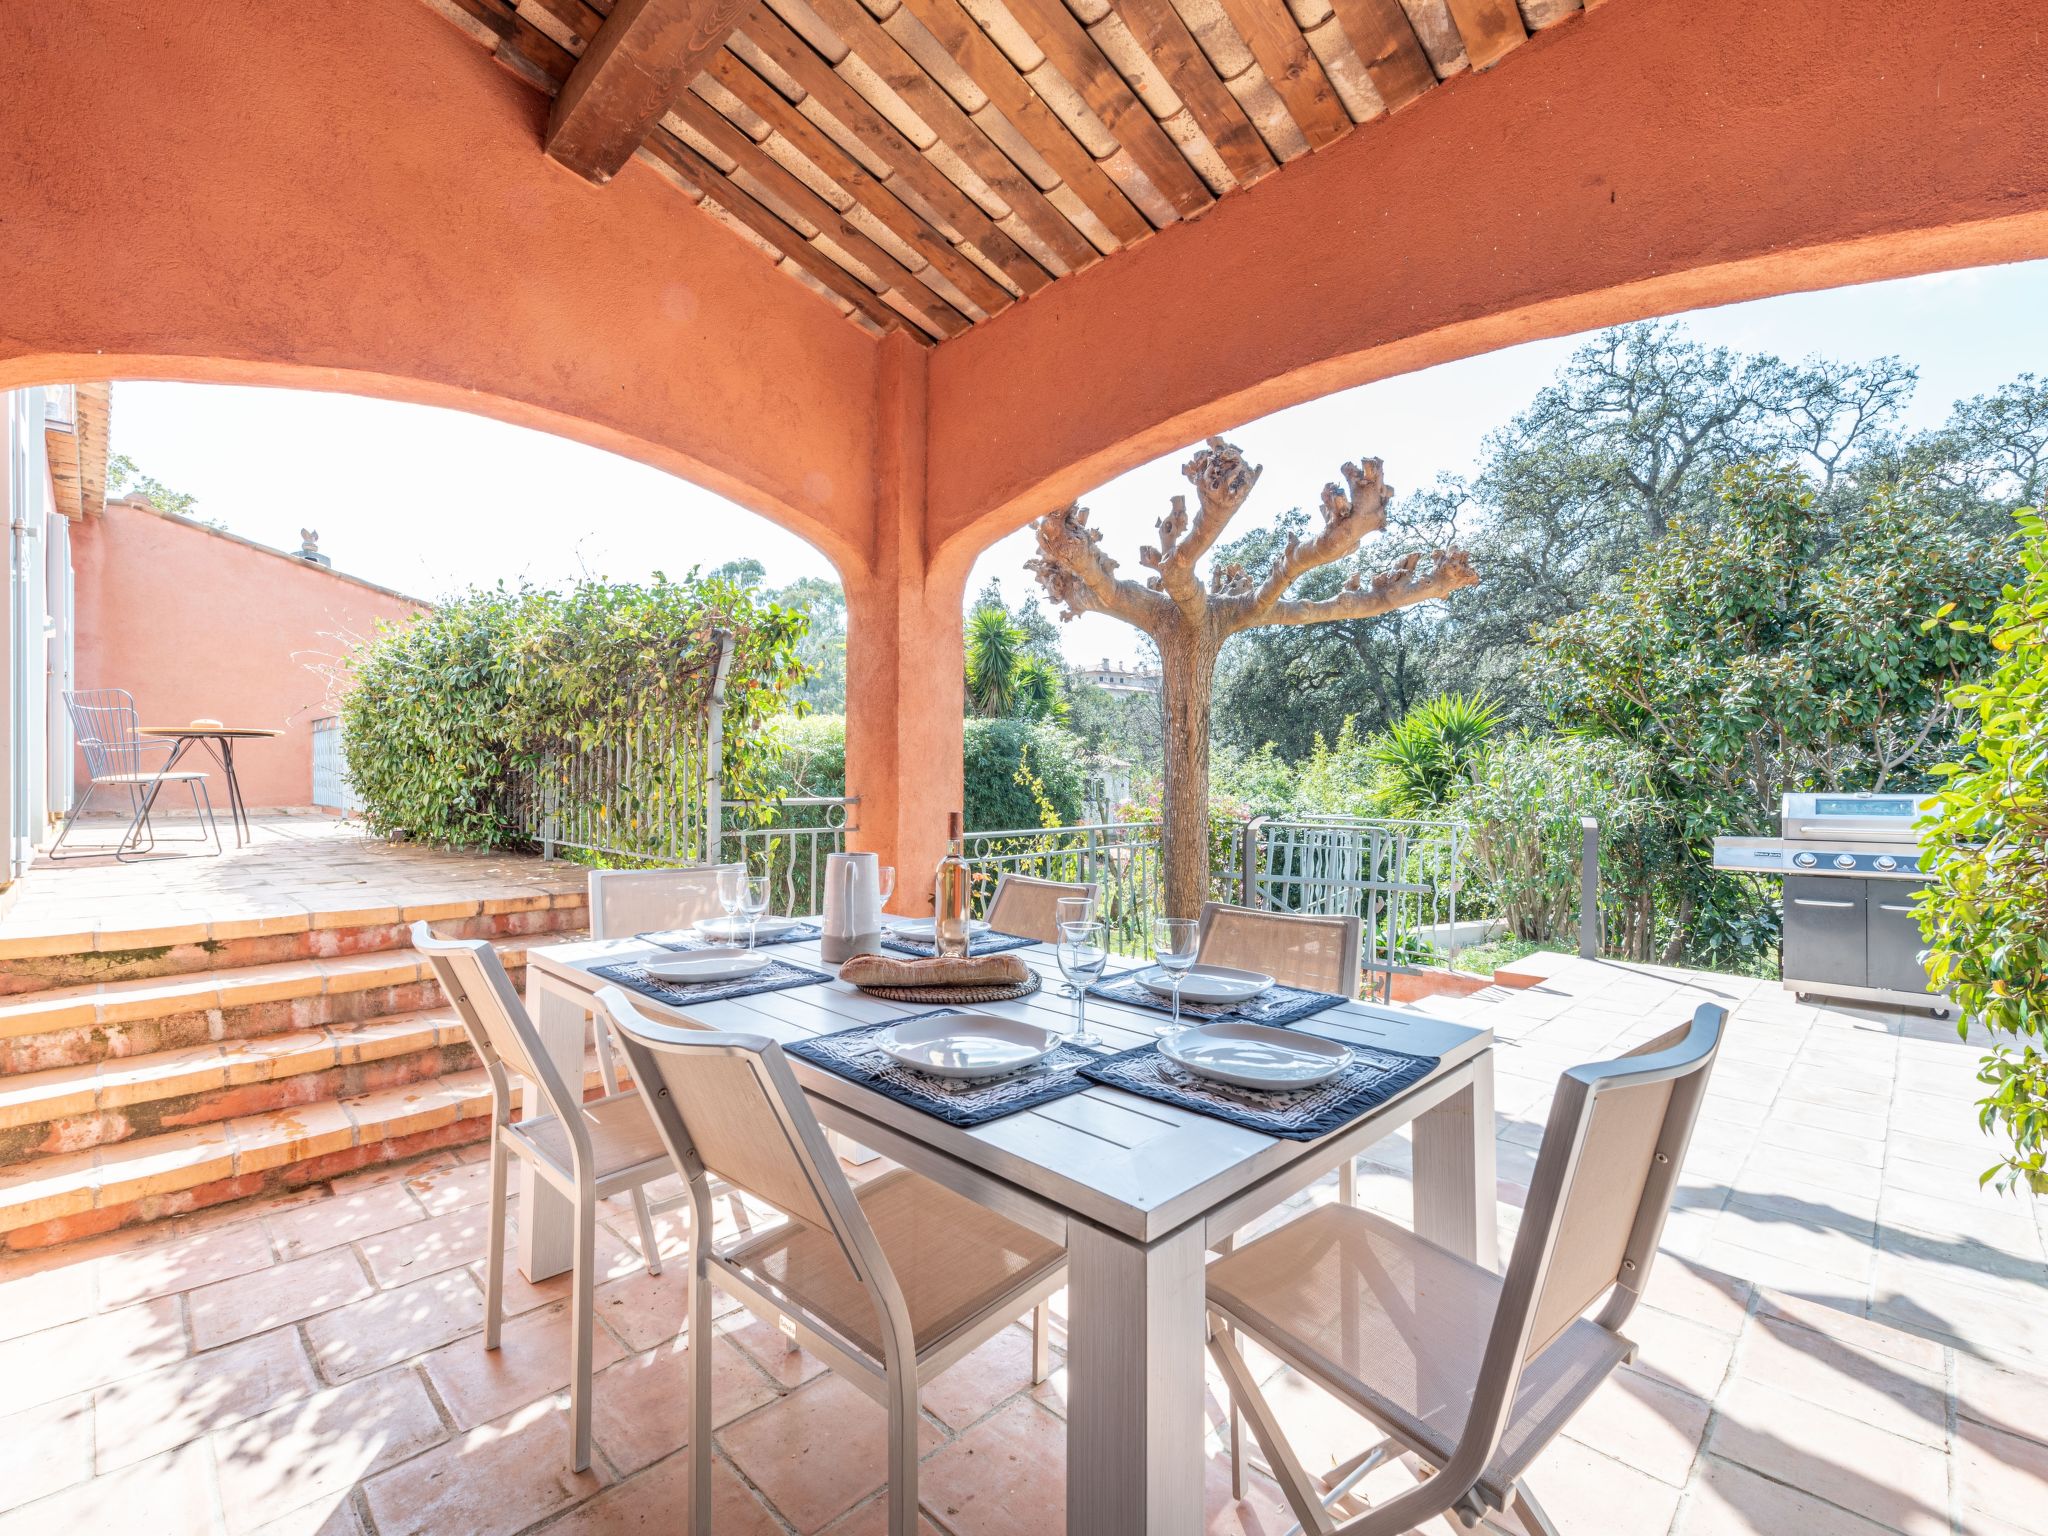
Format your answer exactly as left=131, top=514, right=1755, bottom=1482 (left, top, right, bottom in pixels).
left=1229, top=457, right=1396, bottom=630
left=1025, top=501, right=1168, bottom=630
left=1139, top=439, right=1262, bottom=605
left=1261, top=548, right=1478, bottom=626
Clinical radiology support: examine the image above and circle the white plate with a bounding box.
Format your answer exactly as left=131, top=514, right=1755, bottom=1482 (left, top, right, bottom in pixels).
left=882, top=1013, right=1057, bottom=1079
left=694, top=915, right=800, bottom=942
left=645, top=948, right=770, bottom=984
left=1137, top=963, right=1273, bottom=1005
left=886, top=918, right=991, bottom=940
left=1158, top=1023, right=1351, bottom=1090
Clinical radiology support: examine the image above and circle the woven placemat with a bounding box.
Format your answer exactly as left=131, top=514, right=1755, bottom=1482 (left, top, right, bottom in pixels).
left=854, top=972, right=1042, bottom=1004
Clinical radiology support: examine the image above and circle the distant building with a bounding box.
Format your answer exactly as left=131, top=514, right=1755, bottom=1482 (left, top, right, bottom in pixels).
left=1074, top=656, right=1160, bottom=694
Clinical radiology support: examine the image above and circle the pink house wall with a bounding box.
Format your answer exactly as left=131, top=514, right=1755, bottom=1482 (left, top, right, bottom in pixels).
left=71, top=497, right=426, bottom=809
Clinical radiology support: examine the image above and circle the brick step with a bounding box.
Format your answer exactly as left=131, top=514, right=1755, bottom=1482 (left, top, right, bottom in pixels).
left=0, top=1049, right=619, bottom=1249
left=0, top=1009, right=480, bottom=1165
left=0, top=933, right=583, bottom=1075
left=0, top=892, right=588, bottom=995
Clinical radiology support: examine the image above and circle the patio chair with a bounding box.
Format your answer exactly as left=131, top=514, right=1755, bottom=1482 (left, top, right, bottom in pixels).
left=412, top=923, right=687, bottom=1472
left=1206, top=1004, right=1726, bottom=1535
left=1197, top=901, right=1363, bottom=998
left=586, top=866, right=760, bottom=1242
left=985, top=871, right=1100, bottom=941
left=50, top=688, right=220, bottom=861
left=599, top=985, right=1069, bottom=1536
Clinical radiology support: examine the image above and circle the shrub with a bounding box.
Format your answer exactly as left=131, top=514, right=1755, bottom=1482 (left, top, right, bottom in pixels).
left=1917, top=508, right=2048, bottom=1193
left=339, top=574, right=806, bottom=849
left=963, top=717, right=1087, bottom=831
left=1371, top=693, right=1501, bottom=814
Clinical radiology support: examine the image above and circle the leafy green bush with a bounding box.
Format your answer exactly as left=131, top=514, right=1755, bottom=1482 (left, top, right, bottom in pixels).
left=1371, top=693, right=1501, bottom=814
left=1917, top=508, right=2048, bottom=1192
left=963, top=718, right=1087, bottom=830
left=340, top=574, right=806, bottom=848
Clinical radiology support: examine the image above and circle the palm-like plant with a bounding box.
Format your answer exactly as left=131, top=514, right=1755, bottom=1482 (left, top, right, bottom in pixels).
left=1373, top=692, right=1502, bottom=813
left=965, top=605, right=1023, bottom=717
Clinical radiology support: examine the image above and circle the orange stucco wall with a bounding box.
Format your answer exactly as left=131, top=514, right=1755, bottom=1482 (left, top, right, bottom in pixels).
left=0, top=0, right=881, bottom=574
left=925, top=0, right=2048, bottom=558
left=71, top=502, right=426, bottom=809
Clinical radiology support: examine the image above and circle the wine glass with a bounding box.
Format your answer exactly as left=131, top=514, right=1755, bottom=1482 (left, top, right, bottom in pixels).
left=739, top=873, right=772, bottom=951
left=1053, top=896, right=1094, bottom=993
left=876, top=865, right=896, bottom=911
left=1056, top=921, right=1109, bottom=1046
left=715, top=863, right=746, bottom=941
left=1152, top=916, right=1201, bottom=1030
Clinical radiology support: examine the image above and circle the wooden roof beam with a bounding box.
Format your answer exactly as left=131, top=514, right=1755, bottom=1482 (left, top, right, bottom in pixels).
left=546, top=0, right=750, bottom=182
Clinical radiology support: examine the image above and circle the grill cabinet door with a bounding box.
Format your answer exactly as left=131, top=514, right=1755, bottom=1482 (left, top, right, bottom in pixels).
left=1782, top=876, right=1868, bottom=987
left=1868, top=888, right=1939, bottom=998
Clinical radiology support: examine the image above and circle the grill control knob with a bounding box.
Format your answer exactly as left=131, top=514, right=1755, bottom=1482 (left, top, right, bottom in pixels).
left=1875, top=855, right=1898, bottom=872
left=1794, top=852, right=1818, bottom=868
left=1834, top=854, right=1858, bottom=870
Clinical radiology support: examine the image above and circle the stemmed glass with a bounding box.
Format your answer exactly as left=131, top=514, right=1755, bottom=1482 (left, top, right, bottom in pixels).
left=1152, top=916, right=1201, bottom=1031
left=739, top=873, right=772, bottom=951
left=715, top=864, right=746, bottom=942
left=1056, top=921, right=1109, bottom=1046
left=1053, top=896, right=1094, bottom=994
left=876, top=866, right=896, bottom=911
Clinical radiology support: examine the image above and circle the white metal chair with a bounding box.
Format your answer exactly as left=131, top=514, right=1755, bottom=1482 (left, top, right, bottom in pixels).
left=412, top=924, right=687, bottom=1472
left=1207, top=1004, right=1726, bottom=1535
left=984, top=872, right=1099, bottom=942
left=50, top=688, right=220, bottom=861
left=600, top=986, right=1069, bottom=1536
left=1197, top=900, right=1364, bottom=999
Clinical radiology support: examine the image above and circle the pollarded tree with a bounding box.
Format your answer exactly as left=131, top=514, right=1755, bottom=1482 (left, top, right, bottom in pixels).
left=1027, top=437, right=1477, bottom=917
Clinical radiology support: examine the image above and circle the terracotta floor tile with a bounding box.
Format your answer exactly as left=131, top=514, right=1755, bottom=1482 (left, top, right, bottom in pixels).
left=302, top=1267, right=484, bottom=1383
left=591, top=1261, right=692, bottom=1354
left=1559, top=1368, right=1710, bottom=1488
left=0, top=1393, right=93, bottom=1514
left=420, top=1295, right=630, bottom=1431
left=0, top=1296, right=187, bottom=1413
left=1955, top=1417, right=2048, bottom=1536
left=815, top=1490, right=948, bottom=1535
left=920, top=1324, right=1042, bottom=1432
left=241, top=1495, right=364, bottom=1536
left=362, top=1398, right=607, bottom=1536
left=358, top=1203, right=493, bottom=1286
left=92, top=1219, right=276, bottom=1310
left=466, top=1219, right=643, bottom=1316
left=265, top=1179, right=425, bottom=1261
left=1733, top=1311, right=1945, bottom=1446
left=1955, top=1354, right=2048, bottom=1446
left=718, top=1309, right=828, bottom=1389
left=0, top=1440, right=222, bottom=1536
left=1623, top=1305, right=1741, bottom=1401
left=717, top=1372, right=943, bottom=1534
left=1201, top=1448, right=1314, bottom=1536
left=550, top=1452, right=782, bottom=1536
left=589, top=1334, right=779, bottom=1475
left=918, top=1396, right=1063, bottom=1536
left=1706, top=1378, right=1951, bottom=1535
left=211, top=1367, right=446, bottom=1536
left=1637, top=1254, right=1754, bottom=1336
left=404, top=1157, right=493, bottom=1215
left=95, top=1328, right=318, bottom=1471
left=189, top=1247, right=374, bottom=1351
left=1677, top=1456, right=1899, bottom=1536
left=0, top=1258, right=98, bottom=1342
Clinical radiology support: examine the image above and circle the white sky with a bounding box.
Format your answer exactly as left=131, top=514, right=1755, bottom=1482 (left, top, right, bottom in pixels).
left=109, top=260, right=2048, bottom=665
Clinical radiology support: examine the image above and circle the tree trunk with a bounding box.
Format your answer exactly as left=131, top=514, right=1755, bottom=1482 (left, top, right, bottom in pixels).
left=1158, top=633, right=1218, bottom=918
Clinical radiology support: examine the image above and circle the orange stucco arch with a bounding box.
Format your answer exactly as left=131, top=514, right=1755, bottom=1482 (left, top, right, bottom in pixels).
left=924, top=0, right=2048, bottom=565
left=0, top=0, right=883, bottom=577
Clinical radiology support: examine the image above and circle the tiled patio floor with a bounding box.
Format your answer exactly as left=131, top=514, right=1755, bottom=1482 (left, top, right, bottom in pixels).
left=0, top=955, right=2043, bottom=1534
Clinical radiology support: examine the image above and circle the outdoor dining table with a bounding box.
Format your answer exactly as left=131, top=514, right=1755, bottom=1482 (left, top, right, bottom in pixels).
left=524, top=928, right=1497, bottom=1536
left=140, top=724, right=281, bottom=847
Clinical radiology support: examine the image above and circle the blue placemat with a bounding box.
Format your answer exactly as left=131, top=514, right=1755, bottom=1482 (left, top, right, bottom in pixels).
left=1086, top=968, right=1346, bottom=1027
left=784, top=1013, right=1098, bottom=1127
left=880, top=928, right=1039, bottom=959
left=1079, top=1040, right=1438, bottom=1141
left=591, top=955, right=831, bottom=1009
left=639, top=922, right=824, bottom=951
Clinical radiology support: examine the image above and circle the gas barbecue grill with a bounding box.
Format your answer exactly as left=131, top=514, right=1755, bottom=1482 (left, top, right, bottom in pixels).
left=1712, top=792, right=1949, bottom=1014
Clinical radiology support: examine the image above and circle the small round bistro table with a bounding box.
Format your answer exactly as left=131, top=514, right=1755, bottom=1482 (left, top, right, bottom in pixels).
left=140, top=726, right=282, bottom=848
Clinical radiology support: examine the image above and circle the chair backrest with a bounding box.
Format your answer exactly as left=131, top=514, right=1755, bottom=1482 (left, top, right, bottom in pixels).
left=1454, top=1005, right=1725, bottom=1481
left=985, top=873, right=1099, bottom=942
left=598, top=985, right=921, bottom=1366
left=411, top=922, right=583, bottom=1132
left=1196, top=901, right=1363, bottom=997
left=64, top=688, right=147, bottom=780
left=587, top=866, right=727, bottom=941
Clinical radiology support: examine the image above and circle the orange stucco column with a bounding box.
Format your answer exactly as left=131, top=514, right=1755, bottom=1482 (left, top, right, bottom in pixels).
left=843, top=334, right=963, bottom=912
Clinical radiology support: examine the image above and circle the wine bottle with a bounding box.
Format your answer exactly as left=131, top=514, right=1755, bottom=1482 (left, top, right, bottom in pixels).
left=933, top=811, right=972, bottom=958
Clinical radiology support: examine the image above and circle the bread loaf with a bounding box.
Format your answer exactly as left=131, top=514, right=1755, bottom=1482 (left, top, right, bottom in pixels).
left=838, top=952, right=1031, bottom=990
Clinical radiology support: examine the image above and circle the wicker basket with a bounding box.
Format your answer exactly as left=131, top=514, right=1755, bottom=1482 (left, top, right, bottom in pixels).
left=853, top=972, right=1042, bottom=1005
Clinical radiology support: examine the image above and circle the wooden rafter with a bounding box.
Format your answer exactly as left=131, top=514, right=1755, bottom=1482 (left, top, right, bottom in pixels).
left=546, top=0, right=749, bottom=182
left=412, top=0, right=1587, bottom=336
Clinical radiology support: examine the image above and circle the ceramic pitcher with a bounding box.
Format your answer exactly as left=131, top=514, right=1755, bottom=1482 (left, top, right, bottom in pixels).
left=820, top=850, right=882, bottom=963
